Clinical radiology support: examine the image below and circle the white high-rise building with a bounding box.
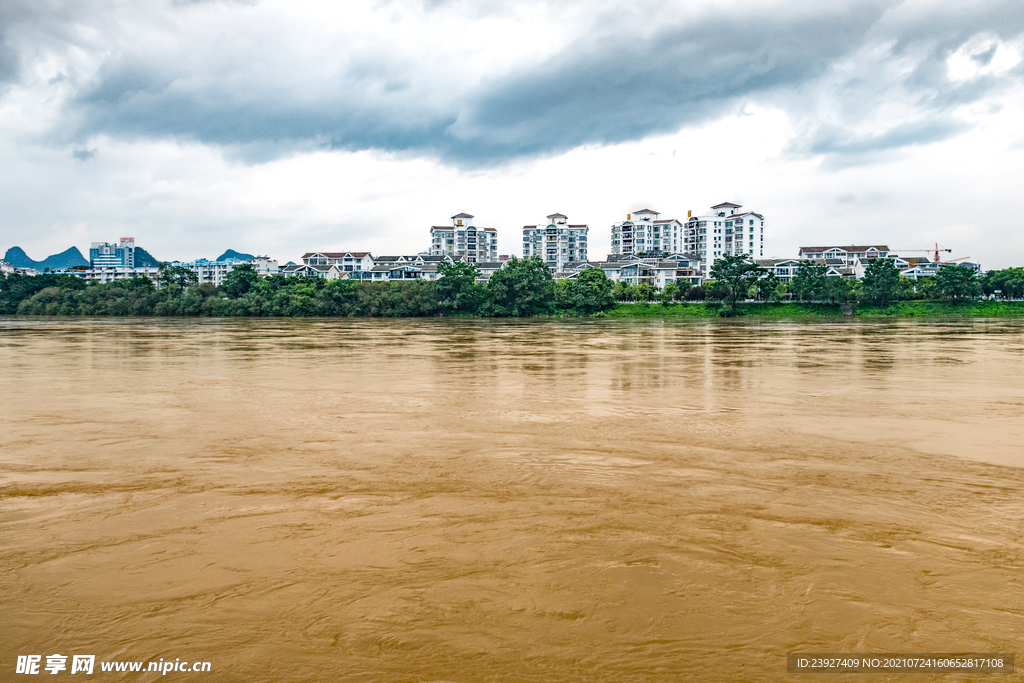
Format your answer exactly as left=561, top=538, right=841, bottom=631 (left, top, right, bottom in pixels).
left=683, top=202, right=765, bottom=277
left=429, top=213, right=498, bottom=263
left=609, top=209, right=684, bottom=256
left=522, top=213, right=589, bottom=271
left=90, top=237, right=136, bottom=268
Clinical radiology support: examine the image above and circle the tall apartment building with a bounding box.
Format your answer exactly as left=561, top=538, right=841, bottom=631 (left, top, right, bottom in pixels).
left=167, top=258, right=243, bottom=286
left=522, top=213, right=588, bottom=271
left=429, top=213, right=498, bottom=263
left=90, top=238, right=136, bottom=268
left=683, top=202, right=765, bottom=277
left=609, top=209, right=684, bottom=256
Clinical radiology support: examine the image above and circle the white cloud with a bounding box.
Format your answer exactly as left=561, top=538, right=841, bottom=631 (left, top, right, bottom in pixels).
left=947, top=35, right=1022, bottom=82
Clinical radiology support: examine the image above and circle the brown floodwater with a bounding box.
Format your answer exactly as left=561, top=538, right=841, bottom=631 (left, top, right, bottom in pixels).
left=1, top=317, right=1023, bottom=682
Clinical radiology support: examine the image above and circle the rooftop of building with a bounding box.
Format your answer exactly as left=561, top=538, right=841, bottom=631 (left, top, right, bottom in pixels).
left=301, top=251, right=370, bottom=259
left=799, top=245, right=890, bottom=253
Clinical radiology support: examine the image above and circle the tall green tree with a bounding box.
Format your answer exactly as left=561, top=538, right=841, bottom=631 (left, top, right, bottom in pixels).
left=897, top=275, right=917, bottom=301
left=861, top=258, right=901, bottom=307
left=756, top=272, right=780, bottom=301
left=709, top=254, right=765, bottom=314
left=789, top=262, right=828, bottom=301
left=914, top=276, right=939, bottom=299
left=554, top=278, right=574, bottom=309
left=157, top=263, right=198, bottom=288
left=684, top=285, right=706, bottom=301
left=570, top=268, right=616, bottom=313
left=483, top=256, right=554, bottom=316
left=822, top=276, right=858, bottom=304
left=223, top=263, right=258, bottom=298
left=982, top=267, right=1024, bottom=299
left=436, top=260, right=483, bottom=314
left=660, top=282, right=681, bottom=305
left=316, top=278, right=359, bottom=315
left=633, top=282, right=657, bottom=302
left=935, top=264, right=981, bottom=301
left=701, top=280, right=730, bottom=301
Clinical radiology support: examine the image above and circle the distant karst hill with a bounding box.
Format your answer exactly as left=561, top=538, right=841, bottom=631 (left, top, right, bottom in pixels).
left=216, top=249, right=255, bottom=261
left=3, top=245, right=161, bottom=270
left=4, top=246, right=89, bottom=271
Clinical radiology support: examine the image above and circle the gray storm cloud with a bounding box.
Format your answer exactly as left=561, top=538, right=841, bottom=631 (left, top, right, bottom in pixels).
left=6, top=0, right=1024, bottom=166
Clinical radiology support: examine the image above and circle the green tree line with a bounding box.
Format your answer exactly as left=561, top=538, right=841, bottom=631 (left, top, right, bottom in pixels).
left=0, top=257, right=615, bottom=317
left=3, top=257, right=1020, bottom=317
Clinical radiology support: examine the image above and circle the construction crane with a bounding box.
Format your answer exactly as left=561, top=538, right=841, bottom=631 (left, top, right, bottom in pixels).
left=892, top=243, right=952, bottom=263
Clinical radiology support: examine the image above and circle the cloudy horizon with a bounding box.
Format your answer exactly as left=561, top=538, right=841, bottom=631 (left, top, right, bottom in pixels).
left=2, top=0, right=1023, bottom=267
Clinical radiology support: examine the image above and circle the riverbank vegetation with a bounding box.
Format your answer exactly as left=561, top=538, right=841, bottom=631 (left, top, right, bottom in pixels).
left=3, top=257, right=1023, bottom=318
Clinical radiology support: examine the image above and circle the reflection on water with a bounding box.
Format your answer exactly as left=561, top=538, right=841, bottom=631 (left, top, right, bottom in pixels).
left=1, top=318, right=1023, bottom=682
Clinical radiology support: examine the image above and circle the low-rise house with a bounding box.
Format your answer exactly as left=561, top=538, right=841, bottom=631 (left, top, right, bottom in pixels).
left=365, top=256, right=501, bottom=282
left=59, top=266, right=161, bottom=283
left=899, top=260, right=982, bottom=280
left=763, top=256, right=908, bottom=281
left=474, top=261, right=505, bottom=282
left=368, top=264, right=429, bottom=281
left=756, top=258, right=803, bottom=282
left=798, top=245, right=890, bottom=265
left=569, top=257, right=691, bottom=288
left=301, top=252, right=374, bottom=273
left=849, top=256, right=908, bottom=279
left=674, top=266, right=702, bottom=287
left=281, top=263, right=342, bottom=279
left=616, top=261, right=684, bottom=288
left=413, top=254, right=454, bottom=268
left=371, top=255, right=412, bottom=268
left=826, top=265, right=858, bottom=279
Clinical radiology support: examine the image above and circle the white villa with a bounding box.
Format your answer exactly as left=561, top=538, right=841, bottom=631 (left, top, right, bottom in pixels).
left=798, top=245, right=891, bottom=264
left=300, top=251, right=375, bottom=274
left=559, top=254, right=702, bottom=289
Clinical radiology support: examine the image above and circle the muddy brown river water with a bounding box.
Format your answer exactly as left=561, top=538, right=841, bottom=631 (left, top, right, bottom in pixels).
left=1, top=318, right=1023, bottom=682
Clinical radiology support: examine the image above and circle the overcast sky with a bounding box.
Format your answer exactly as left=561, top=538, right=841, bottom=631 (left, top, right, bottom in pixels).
left=1, top=0, right=1023, bottom=267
